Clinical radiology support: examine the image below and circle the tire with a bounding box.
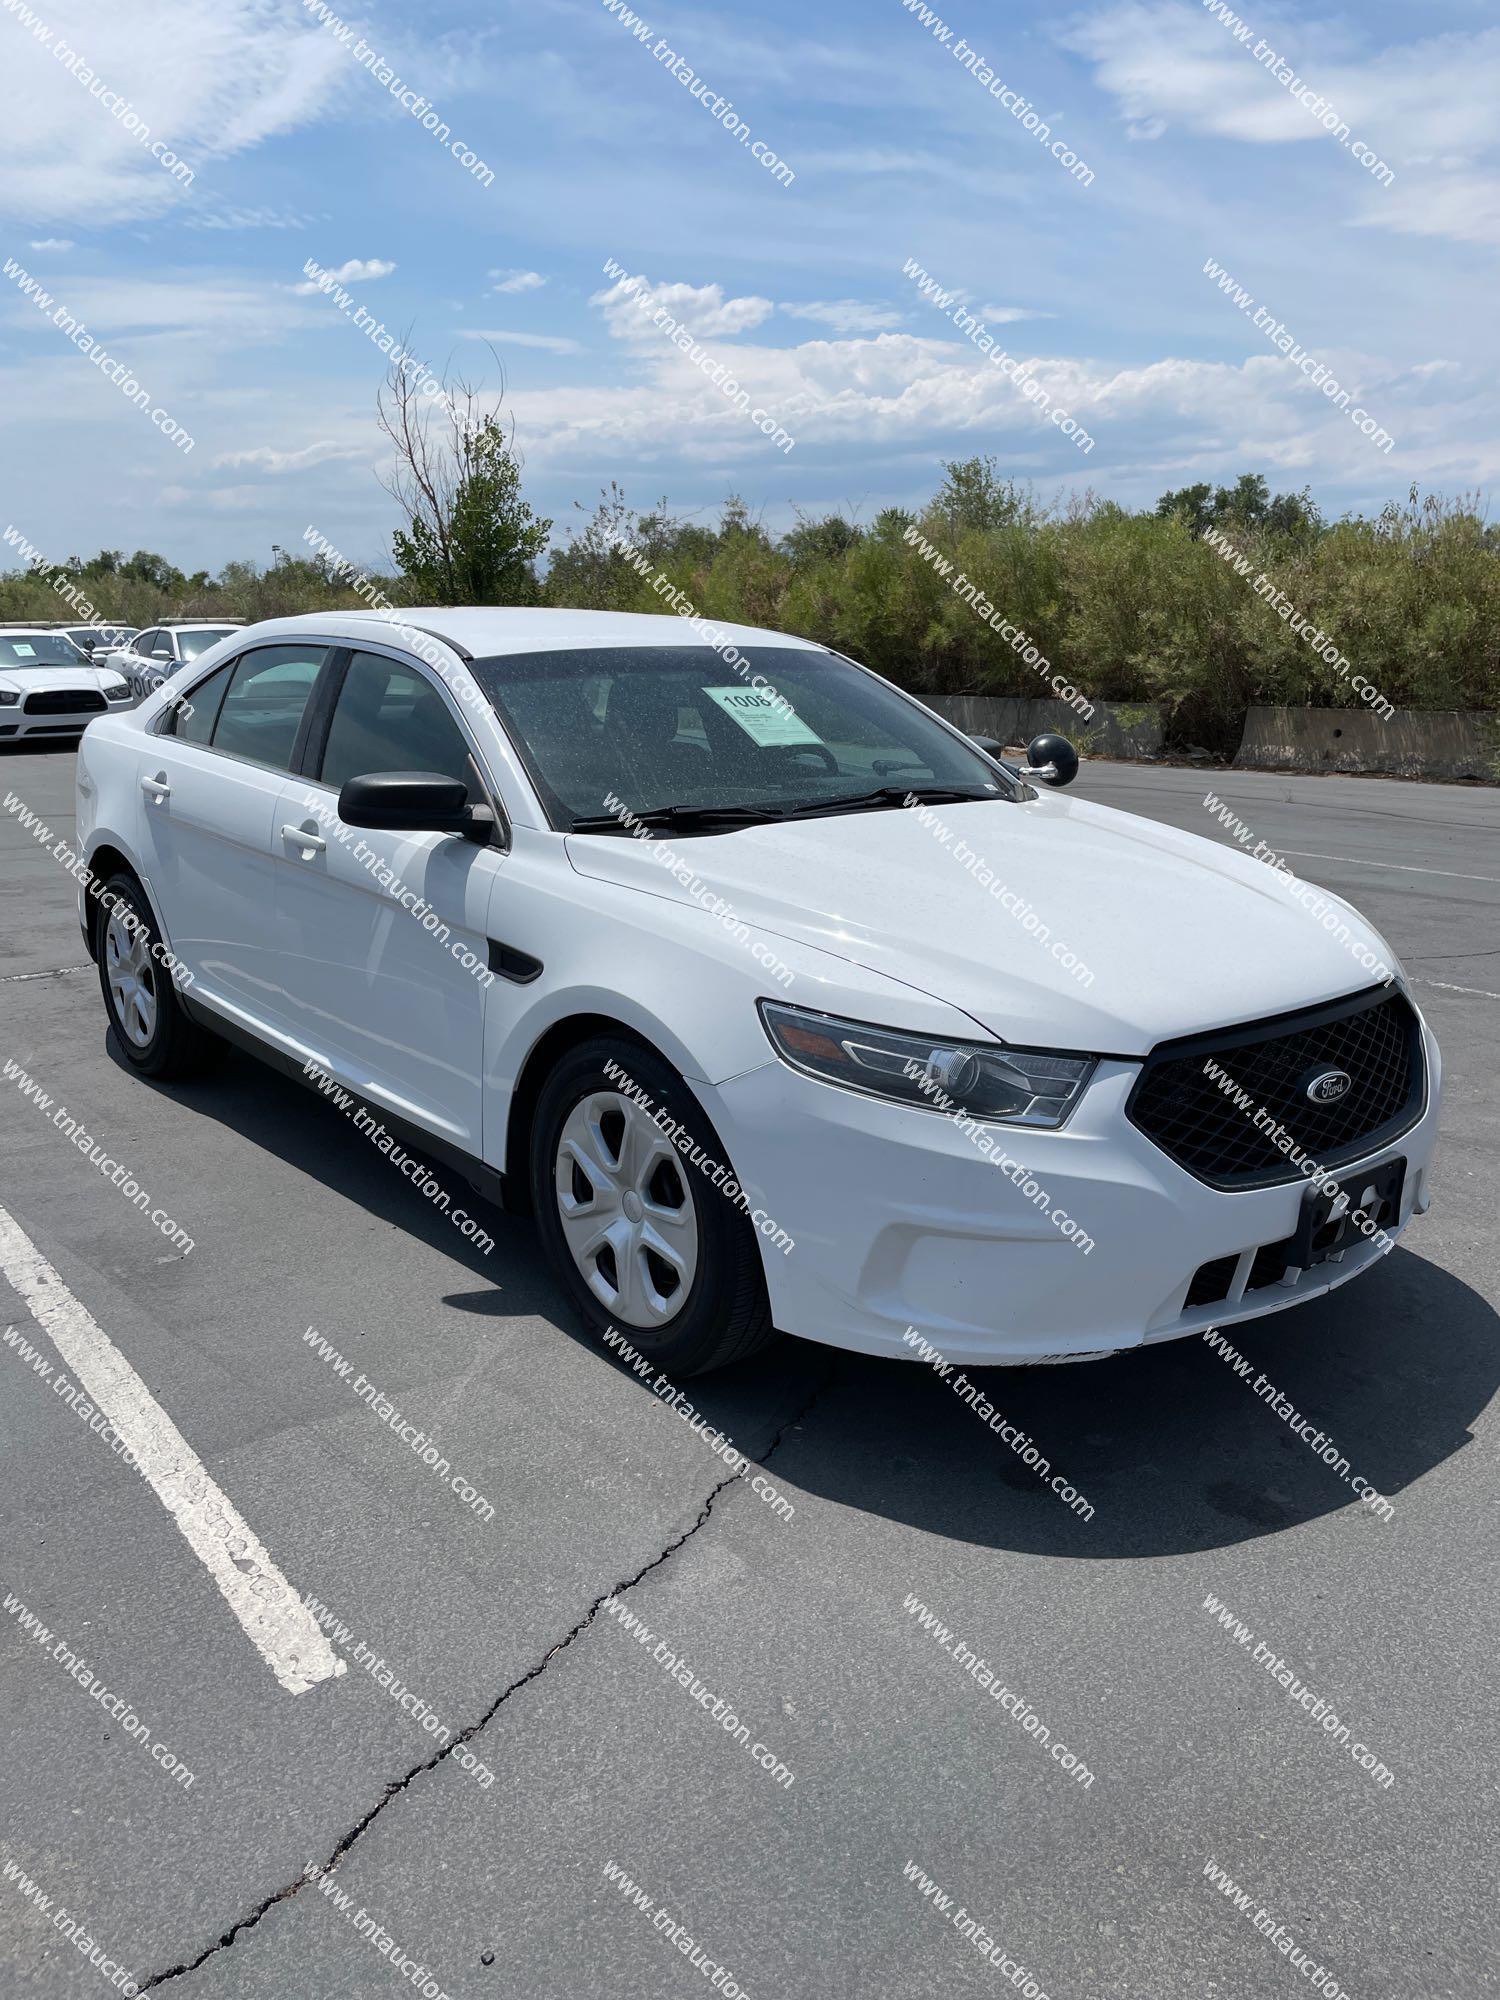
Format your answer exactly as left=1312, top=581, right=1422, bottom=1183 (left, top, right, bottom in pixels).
left=95, top=872, right=212, bottom=1079
left=530, top=1036, right=776, bottom=1377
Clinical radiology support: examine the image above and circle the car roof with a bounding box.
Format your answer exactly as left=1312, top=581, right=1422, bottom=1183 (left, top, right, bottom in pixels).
left=0, top=627, right=80, bottom=639
left=218, top=607, right=821, bottom=661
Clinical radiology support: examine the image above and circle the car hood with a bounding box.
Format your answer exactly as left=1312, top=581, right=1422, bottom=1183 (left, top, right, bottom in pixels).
left=0, top=662, right=126, bottom=693
left=566, top=793, right=1395, bottom=1055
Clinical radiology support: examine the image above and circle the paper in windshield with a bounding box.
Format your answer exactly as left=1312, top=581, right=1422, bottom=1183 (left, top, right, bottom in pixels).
left=703, top=685, right=823, bottom=748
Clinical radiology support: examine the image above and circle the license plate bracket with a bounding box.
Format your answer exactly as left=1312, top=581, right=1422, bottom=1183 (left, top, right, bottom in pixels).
left=1291, top=1156, right=1406, bottom=1270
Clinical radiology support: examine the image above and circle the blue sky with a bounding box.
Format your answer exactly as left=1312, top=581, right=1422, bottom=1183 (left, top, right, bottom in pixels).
left=2, top=0, right=1497, bottom=573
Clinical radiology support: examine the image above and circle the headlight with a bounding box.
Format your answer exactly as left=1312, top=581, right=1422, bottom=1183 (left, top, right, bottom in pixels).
left=0, top=689, right=18, bottom=706
left=104, top=683, right=131, bottom=701
left=758, top=1001, right=1097, bottom=1128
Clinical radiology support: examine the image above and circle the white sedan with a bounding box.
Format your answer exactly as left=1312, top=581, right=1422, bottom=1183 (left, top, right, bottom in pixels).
left=0, top=628, right=134, bottom=743
left=74, top=608, right=1439, bottom=1375
left=110, top=621, right=245, bottom=701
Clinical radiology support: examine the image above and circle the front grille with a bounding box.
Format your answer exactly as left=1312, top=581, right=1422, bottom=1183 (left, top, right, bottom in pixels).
left=1128, top=987, right=1424, bottom=1189
left=23, top=688, right=105, bottom=715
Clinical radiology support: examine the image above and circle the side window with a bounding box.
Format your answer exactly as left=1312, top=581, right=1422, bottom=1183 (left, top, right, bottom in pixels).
left=209, top=644, right=327, bottom=773
left=169, top=661, right=234, bottom=744
left=153, top=631, right=178, bottom=658
left=320, top=652, right=476, bottom=794
left=134, top=629, right=160, bottom=656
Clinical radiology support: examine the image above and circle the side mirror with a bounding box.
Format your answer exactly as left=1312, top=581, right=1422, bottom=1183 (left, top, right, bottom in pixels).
left=968, top=735, right=1007, bottom=759
left=338, top=770, right=474, bottom=834
left=1027, top=733, right=1079, bottom=788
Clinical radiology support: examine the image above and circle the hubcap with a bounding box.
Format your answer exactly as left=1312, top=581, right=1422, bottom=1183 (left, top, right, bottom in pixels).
left=554, top=1090, right=699, bottom=1328
left=104, top=907, right=157, bottom=1048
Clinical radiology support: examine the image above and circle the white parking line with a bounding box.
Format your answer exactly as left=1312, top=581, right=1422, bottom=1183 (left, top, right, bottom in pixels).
left=0, top=1204, right=346, bottom=1696
left=1413, top=977, right=1500, bottom=1003
left=1277, top=849, right=1500, bottom=886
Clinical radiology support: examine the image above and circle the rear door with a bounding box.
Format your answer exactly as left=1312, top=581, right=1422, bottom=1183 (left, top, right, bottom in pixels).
left=133, top=640, right=331, bottom=1030
left=270, top=645, right=502, bottom=1152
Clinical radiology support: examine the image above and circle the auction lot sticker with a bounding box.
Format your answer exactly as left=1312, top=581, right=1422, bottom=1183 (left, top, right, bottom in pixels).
left=704, top=684, right=822, bottom=748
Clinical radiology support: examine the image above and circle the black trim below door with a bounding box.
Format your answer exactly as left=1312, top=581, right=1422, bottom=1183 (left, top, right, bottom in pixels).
left=178, top=994, right=516, bottom=1211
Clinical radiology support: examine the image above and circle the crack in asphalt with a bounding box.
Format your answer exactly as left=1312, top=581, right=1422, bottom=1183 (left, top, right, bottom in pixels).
left=137, top=1358, right=837, bottom=1991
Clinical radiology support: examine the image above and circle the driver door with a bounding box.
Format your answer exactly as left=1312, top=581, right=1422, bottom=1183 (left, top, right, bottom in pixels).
left=270, top=646, right=502, bottom=1153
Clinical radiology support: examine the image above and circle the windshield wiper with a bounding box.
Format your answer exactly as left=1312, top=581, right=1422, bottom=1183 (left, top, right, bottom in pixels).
left=568, top=783, right=1006, bottom=835
left=568, top=802, right=790, bottom=835
left=780, top=783, right=1004, bottom=820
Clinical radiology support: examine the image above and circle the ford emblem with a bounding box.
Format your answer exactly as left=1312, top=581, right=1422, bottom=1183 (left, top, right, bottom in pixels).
left=1305, top=1067, right=1352, bottom=1104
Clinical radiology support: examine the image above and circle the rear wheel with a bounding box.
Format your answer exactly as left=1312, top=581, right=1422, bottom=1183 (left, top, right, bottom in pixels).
left=96, top=873, right=212, bottom=1078
left=531, top=1037, right=776, bottom=1376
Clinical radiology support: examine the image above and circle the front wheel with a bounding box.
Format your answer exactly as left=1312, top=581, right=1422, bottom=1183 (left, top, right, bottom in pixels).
left=530, top=1037, right=776, bottom=1377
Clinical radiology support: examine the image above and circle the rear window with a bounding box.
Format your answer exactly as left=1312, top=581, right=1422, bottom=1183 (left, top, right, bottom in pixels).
left=168, top=661, right=233, bottom=744
left=208, top=645, right=325, bottom=772
left=179, top=628, right=235, bottom=662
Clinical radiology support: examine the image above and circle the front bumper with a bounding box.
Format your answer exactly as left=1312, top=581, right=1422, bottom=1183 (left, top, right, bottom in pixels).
left=704, top=1014, right=1441, bottom=1366
left=0, top=699, right=126, bottom=740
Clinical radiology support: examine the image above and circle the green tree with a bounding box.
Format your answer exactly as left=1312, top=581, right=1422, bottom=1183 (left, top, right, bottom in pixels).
left=378, top=353, right=551, bottom=605
left=1155, top=482, right=1213, bottom=536
left=779, top=512, right=864, bottom=565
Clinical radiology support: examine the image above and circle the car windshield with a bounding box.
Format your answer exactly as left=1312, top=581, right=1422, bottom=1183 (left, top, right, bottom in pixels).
left=179, top=628, right=234, bottom=660
left=468, top=645, right=1016, bottom=829
left=0, top=632, right=89, bottom=667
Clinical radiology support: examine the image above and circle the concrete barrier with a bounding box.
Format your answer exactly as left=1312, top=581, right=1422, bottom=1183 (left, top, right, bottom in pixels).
left=1234, top=706, right=1500, bottom=783
left=923, top=695, right=1166, bottom=758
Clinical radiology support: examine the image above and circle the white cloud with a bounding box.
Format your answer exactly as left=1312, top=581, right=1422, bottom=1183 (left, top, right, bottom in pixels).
left=211, top=440, right=366, bottom=472
left=29, top=238, right=75, bottom=251
left=159, top=485, right=272, bottom=511
left=458, top=329, right=582, bottom=353
left=183, top=204, right=317, bottom=232
left=1063, top=5, right=1500, bottom=244
left=0, top=273, right=320, bottom=341
left=292, top=257, right=395, bottom=293
left=1065, top=4, right=1500, bottom=155
left=780, top=299, right=904, bottom=334
left=488, top=268, right=547, bottom=294
left=0, top=0, right=351, bottom=226
left=497, top=310, right=1494, bottom=495
left=978, top=304, right=1056, bottom=324
left=1354, top=173, right=1500, bottom=246
left=593, top=273, right=776, bottom=344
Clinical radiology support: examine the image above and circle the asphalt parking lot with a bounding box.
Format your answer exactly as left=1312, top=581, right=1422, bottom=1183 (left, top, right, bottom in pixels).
left=2, top=743, right=1496, bottom=2000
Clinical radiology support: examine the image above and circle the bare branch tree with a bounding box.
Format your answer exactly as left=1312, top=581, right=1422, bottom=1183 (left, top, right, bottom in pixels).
left=375, top=339, right=549, bottom=605
left=376, top=341, right=517, bottom=600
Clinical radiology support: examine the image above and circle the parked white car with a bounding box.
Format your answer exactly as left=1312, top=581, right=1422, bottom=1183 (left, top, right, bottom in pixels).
left=74, top=609, right=1439, bottom=1375
left=0, top=628, right=134, bottom=743
left=111, top=621, right=245, bottom=702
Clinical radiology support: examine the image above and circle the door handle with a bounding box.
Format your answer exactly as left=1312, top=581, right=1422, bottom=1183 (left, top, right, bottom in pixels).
left=140, top=772, right=170, bottom=800
left=281, top=824, right=326, bottom=853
